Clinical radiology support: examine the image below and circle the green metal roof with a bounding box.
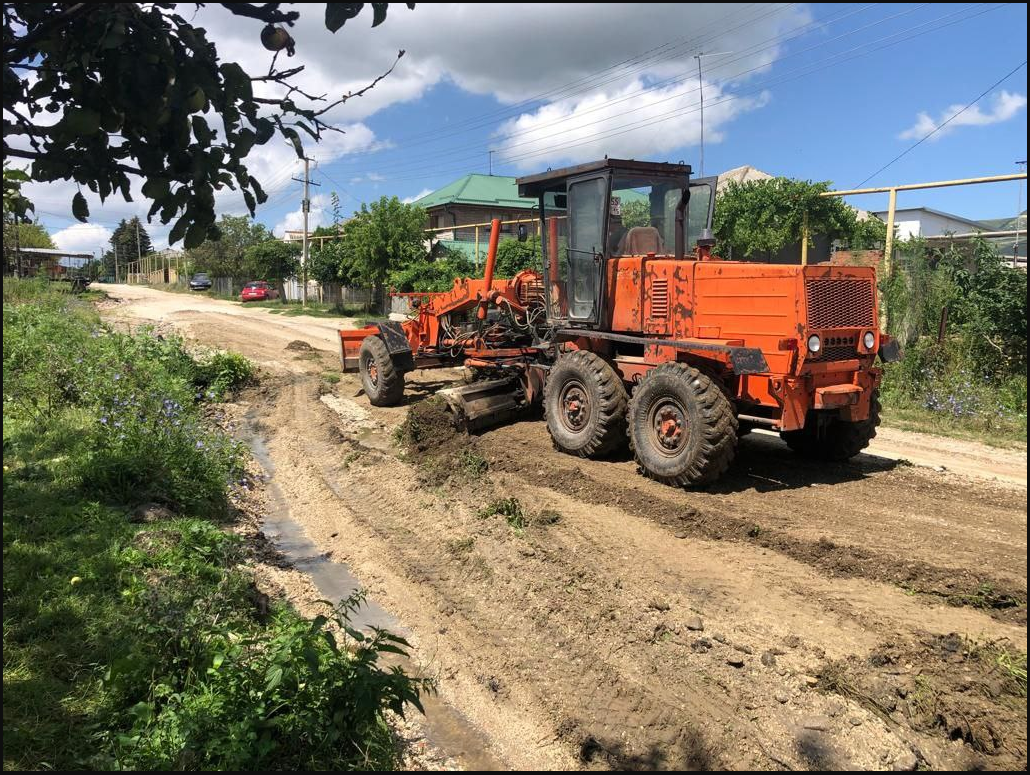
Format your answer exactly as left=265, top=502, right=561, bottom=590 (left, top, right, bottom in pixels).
left=415, top=173, right=651, bottom=211
left=414, top=174, right=535, bottom=210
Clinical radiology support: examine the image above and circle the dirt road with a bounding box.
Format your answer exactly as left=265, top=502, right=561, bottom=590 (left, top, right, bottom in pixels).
left=102, top=284, right=1028, bottom=771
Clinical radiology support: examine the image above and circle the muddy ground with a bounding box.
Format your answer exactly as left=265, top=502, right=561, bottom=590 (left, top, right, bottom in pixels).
left=102, top=285, right=1027, bottom=771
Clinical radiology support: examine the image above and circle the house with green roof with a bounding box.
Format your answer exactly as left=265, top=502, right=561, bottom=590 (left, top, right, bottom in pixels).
left=413, top=173, right=545, bottom=241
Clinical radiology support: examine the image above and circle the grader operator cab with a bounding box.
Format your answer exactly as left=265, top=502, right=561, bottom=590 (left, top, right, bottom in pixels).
left=340, top=158, right=899, bottom=487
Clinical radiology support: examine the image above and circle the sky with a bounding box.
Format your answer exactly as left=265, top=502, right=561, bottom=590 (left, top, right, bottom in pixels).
left=17, top=2, right=1029, bottom=256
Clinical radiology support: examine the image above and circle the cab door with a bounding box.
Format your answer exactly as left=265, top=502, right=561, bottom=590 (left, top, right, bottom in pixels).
left=564, top=174, right=608, bottom=324
left=685, top=176, right=717, bottom=251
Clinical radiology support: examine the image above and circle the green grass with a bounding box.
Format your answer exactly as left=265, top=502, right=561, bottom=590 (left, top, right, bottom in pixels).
left=880, top=402, right=1027, bottom=448
left=3, top=279, right=429, bottom=770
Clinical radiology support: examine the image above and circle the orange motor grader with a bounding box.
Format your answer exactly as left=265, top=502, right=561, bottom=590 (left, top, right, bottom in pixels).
left=340, top=159, right=899, bottom=487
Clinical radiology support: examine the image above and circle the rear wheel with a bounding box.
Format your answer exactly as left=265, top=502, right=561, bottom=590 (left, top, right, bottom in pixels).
left=359, top=335, right=405, bottom=407
left=544, top=350, right=628, bottom=458
left=780, top=390, right=881, bottom=461
left=628, top=363, right=737, bottom=487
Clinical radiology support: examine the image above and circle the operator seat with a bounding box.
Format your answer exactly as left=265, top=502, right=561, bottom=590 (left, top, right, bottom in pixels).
left=620, top=226, right=664, bottom=255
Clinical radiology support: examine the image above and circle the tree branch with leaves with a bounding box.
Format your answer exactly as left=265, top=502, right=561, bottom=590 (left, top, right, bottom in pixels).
left=3, top=3, right=413, bottom=247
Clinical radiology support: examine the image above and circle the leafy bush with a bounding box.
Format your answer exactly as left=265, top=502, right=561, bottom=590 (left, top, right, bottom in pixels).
left=193, top=349, right=255, bottom=400
left=3, top=285, right=246, bottom=511
left=879, top=237, right=1027, bottom=441
left=715, top=177, right=888, bottom=257
left=104, top=588, right=431, bottom=770
left=4, top=279, right=430, bottom=769
left=390, top=247, right=476, bottom=292
left=494, top=235, right=541, bottom=277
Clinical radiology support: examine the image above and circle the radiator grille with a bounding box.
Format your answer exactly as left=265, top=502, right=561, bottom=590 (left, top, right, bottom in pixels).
left=809, top=343, right=859, bottom=363
left=650, top=278, right=669, bottom=319
left=805, top=278, right=875, bottom=329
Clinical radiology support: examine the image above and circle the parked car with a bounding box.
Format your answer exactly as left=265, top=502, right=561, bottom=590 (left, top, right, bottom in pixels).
left=189, top=272, right=212, bottom=291
left=240, top=281, right=280, bottom=302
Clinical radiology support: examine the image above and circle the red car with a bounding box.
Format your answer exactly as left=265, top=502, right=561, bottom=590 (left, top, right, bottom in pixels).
left=240, top=281, right=280, bottom=302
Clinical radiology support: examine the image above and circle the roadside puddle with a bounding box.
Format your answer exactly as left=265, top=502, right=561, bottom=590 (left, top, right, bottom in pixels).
left=240, top=411, right=502, bottom=770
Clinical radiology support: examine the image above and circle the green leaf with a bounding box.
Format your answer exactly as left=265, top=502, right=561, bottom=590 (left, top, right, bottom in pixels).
left=264, top=664, right=283, bottom=692
left=325, top=3, right=363, bottom=33
left=371, top=3, right=389, bottom=27
left=184, top=219, right=209, bottom=249
left=141, top=177, right=170, bottom=200
left=168, top=214, right=190, bottom=245
left=280, top=126, right=304, bottom=158
left=72, top=192, right=89, bottom=222
left=59, top=107, right=102, bottom=136
left=191, top=116, right=212, bottom=144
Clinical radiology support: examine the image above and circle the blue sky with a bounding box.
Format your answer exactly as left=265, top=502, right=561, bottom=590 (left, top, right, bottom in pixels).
left=26, top=3, right=1028, bottom=254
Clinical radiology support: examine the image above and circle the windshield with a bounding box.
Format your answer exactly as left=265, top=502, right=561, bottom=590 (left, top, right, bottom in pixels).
left=245, top=282, right=265, bottom=289
left=193, top=273, right=209, bottom=279
left=608, top=174, right=713, bottom=256
left=609, top=175, right=685, bottom=256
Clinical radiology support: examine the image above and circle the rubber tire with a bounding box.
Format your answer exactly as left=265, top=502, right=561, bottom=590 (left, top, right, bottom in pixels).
left=544, top=350, right=628, bottom=458
left=780, top=390, right=881, bottom=461
left=628, top=363, right=738, bottom=487
left=359, top=335, right=405, bottom=407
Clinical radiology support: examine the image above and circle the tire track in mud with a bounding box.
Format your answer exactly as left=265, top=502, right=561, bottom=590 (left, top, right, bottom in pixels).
left=478, top=425, right=1026, bottom=625
left=292, top=380, right=1018, bottom=770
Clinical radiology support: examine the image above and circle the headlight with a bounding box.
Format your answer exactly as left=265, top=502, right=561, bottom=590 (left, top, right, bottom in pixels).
left=807, top=334, right=822, bottom=353
left=863, top=331, right=876, bottom=350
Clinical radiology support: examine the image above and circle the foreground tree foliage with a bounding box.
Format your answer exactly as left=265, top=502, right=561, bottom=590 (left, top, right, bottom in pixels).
left=3, top=3, right=413, bottom=246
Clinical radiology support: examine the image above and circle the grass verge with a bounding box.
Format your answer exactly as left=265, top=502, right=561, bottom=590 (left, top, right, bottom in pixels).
left=3, top=278, right=428, bottom=769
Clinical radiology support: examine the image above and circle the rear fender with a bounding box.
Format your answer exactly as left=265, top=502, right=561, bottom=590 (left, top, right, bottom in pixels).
left=339, top=321, right=415, bottom=373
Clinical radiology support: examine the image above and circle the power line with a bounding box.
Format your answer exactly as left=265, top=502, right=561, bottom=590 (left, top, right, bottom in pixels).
left=377, top=2, right=1009, bottom=183
left=855, top=58, right=1029, bottom=188
left=330, top=1, right=957, bottom=180
left=324, top=3, right=836, bottom=171
left=350, top=3, right=786, bottom=150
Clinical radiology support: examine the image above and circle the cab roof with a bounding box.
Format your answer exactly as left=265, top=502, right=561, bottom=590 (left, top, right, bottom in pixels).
left=516, top=158, right=692, bottom=198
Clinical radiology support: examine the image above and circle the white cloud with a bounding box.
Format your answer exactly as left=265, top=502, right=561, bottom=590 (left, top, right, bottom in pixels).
left=273, top=193, right=333, bottom=237
left=51, top=223, right=113, bottom=256
left=899, top=91, right=1028, bottom=141
left=17, top=3, right=809, bottom=234
left=196, top=3, right=806, bottom=124
left=494, top=78, right=770, bottom=169
left=349, top=172, right=386, bottom=184
left=402, top=188, right=433, bottom=204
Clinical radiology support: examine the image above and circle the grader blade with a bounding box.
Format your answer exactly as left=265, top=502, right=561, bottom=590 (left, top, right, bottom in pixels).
left=437, top=378, right=521, bottom=432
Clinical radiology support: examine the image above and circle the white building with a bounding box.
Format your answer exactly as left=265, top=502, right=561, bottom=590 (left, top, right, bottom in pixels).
left=871, top=206, right=986, bottom=240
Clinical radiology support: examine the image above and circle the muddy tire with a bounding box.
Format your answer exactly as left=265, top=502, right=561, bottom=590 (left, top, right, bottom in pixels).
left=544, top=350, right=628, bottom=458
left=359, top=335, right=405, bottom=407
left=781, top=390, right=881, bottom=461
left=628, top=363, right=738, bottom=487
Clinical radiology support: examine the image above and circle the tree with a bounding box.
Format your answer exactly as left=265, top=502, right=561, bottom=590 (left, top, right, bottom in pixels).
left=242, top=239, right=300, bottom=292
left=494, top=236, right=541, bottom=277
left=6, top=222, right=55, bottom=250
left=101, top=217, right=154, bottom=277
left=714, top=178, right=858, bottom=258
left=390, top=246, right=474, bottom=292
left=339, top=196, right=427, bottom=297
left=620, top=199, right=650, bottom=229
left=187, top=214, right=272, bottom=277
left=4, top=3, right=412, bottom=247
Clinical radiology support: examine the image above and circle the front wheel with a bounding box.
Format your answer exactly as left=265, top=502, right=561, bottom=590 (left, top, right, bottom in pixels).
left=628, top=363, right=738, bottom=487
left=359, top=336, right=405, bottom=407
left=780, top=391, right=881, bottom=461
left=544, top=350, right=628, bottom=458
